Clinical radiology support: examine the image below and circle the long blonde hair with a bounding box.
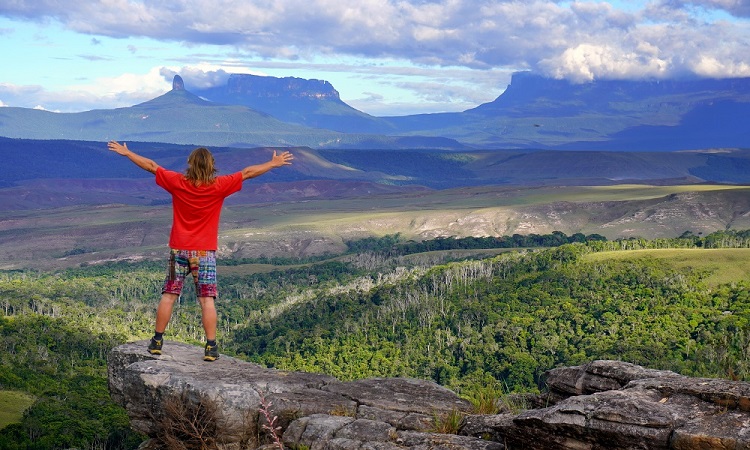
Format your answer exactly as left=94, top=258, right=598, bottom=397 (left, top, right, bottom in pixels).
left=185, top=147, right=217, bottom=186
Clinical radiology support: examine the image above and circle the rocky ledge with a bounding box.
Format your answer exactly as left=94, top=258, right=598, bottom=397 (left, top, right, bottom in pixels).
left=108, top=341, right=750, bottom=449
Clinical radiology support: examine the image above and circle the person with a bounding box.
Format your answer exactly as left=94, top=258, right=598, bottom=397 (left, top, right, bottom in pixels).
left=108, top=141, right=293, bottom=361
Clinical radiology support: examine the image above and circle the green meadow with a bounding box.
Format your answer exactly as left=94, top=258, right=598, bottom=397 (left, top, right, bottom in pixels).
left=584, top=247, right=750, bottom=287
left=0, top=390, right=35, bottom=429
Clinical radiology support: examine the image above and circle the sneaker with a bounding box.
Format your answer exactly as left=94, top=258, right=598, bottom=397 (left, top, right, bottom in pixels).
left=204, top=343, right=219, bottom=361
left=147, top=338, right=163, bottom=355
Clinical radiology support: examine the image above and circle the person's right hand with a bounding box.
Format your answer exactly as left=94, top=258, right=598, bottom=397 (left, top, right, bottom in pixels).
left=108, top=141, right=129, bottom=155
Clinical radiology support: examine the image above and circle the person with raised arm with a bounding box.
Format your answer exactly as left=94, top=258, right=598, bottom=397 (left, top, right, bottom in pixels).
left=108, top=141, right=293, bottom=361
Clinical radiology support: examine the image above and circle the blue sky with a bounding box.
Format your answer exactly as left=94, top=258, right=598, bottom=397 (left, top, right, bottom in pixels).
left=1, top=0, right=749, bottom=116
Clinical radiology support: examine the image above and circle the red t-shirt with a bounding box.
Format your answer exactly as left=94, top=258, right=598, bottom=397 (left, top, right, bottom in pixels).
left=155, top=167, right=243, bottom=250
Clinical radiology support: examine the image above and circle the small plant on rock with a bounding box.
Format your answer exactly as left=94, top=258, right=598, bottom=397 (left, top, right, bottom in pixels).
left=431, top=408, right=465, bottom=434
left=153, top=391, right=220, bottom=450
left=259, top=392, right=285, bottom=450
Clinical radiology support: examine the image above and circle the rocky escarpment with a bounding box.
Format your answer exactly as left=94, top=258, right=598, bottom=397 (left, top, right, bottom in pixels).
left=108, top=341, right=750, bottom=449
left=224, top=74, right=340, bottom=100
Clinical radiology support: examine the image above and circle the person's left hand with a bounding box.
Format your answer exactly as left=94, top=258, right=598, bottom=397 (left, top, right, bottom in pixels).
left=272, top=150, right=294, bottom=167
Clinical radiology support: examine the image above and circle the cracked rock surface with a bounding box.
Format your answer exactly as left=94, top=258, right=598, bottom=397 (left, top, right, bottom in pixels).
left=109, top=343, right=750, bottom=450
left=108, top=340, right=492, bottom=449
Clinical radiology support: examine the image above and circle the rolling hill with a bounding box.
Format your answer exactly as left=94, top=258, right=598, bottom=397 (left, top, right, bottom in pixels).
left=2, top=181, right=749, bottom=270
left=3, top=137, right=749, bottom=198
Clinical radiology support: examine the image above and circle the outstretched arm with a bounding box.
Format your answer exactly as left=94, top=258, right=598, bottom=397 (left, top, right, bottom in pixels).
left=241, top=150, right=294, bottom=181
left=108, top=141, right=159, bottom=174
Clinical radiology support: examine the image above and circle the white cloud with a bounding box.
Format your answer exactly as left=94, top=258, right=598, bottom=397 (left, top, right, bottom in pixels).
left=0, top=81, right=145, bottom=112
left=159, top=63, right=267, bottom=90
left=691, top=55, right=750, bottom=77
left=540, top=43, right=671, bottom=82
left=1, top=1, right=749, bottom=81
left=665, top=0, right=750, bottom=18
left=33, top=105, right=54, bottom=111
left=72, top=66, right=172, bottom=97
left=1, top=0, right=750, bottom=114
left=0, top=63, right=268, bottom=112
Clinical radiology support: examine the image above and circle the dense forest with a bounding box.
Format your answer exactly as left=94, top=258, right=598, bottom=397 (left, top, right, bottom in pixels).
left=0, top=229, right=749, bottom=449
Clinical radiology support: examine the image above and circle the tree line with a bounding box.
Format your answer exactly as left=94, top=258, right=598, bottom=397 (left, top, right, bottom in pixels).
left=343, top=229, right=750, bottom=259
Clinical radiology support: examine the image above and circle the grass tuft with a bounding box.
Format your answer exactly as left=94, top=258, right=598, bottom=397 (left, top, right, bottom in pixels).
left=431, top=408, right=465, bottom=434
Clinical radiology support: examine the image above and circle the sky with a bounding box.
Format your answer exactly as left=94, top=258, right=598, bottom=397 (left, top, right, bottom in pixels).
left=0, top=0, right=749, bottom=117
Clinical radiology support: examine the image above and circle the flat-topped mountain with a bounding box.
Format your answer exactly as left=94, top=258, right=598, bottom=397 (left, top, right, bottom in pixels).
left=1, top=72, right=748, bottom=150
left=193, top=73, right=395, bottom=134
left=0, top=76, right=460, bottom=150
left=383, top=72, right=750, bottom=150
left=192, top=71, right=750, bottom=150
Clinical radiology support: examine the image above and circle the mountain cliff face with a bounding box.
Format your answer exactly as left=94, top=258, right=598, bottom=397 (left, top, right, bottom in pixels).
left=193, top=74, right=395, bottom=133
left=384, top=72, right=750, bottom=150
left=192, top=73, right=341, bottom=102
left=472, top=71, right=750, bottom=115
left=223, top=73, right=341, bottom=100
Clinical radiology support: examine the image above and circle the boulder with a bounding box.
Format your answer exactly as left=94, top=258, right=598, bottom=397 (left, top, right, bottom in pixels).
left=460, top=360, right=750, bottom=450
left=108, top=344, right=750, bottom=450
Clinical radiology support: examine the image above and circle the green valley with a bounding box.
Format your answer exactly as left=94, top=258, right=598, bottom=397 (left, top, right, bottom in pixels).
left=1, top=231, right=750, bottom=448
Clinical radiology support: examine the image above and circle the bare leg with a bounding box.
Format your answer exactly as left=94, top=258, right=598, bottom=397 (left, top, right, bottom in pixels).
left=154, top=293, right=179, bottom=333
left=198, top=296, right=217, bottom=341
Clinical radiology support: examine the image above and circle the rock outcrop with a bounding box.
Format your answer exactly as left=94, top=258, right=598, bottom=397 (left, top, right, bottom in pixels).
left=108, top=342, right=750, bottom=449
left=172, top=75, right=184, bottom=91
left=463, top=360, right=750, bottom=449
left=108, top=341, right=497, bottom=449
left=224, top=74, right=340, bottom=100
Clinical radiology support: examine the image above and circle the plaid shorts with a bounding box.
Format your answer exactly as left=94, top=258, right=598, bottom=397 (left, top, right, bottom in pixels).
left=162, top=249, right=218, bottom=298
